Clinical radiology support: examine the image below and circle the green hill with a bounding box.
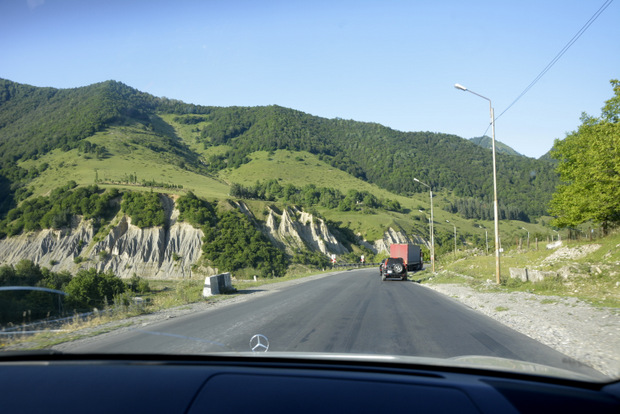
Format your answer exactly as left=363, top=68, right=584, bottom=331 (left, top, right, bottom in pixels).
left=469, top=136, right=524, bottom=157
left=0, top=79, right=559, bottom=247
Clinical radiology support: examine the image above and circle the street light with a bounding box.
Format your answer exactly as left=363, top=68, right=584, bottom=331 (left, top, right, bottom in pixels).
left=414, top=178, right=434, bottom=272
left=446, top=220, right=457, bottom=256
left=454, top=83, right=501, bottom=284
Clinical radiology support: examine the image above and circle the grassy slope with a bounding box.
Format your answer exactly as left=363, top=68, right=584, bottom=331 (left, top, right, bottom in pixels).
left=435, top=231, right=620, bottom=307
left=159, top=114, right=562, bottom=244
left=18, top=125, right=230, bottom=200
left=16, top=113, right=555, bottom=246
left=163, top=113, right=433, bottom=240
left=219, top=149, right=552, bottom=243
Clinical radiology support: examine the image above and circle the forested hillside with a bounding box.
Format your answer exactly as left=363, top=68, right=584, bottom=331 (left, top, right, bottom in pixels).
left=0, top=79, right=207, bottom=213
left=0, top=79, right=558, bottom=221
left=194, top=106, right=557, bottom=220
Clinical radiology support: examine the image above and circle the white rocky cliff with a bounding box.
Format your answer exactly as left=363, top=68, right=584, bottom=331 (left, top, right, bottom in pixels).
left=373, top=227, right=428, bottom=253
left=0, top=196, right=204, bottom=279
left=263, top=206, right=348, bottom=255
left=0, top=197, right=423, bottom=278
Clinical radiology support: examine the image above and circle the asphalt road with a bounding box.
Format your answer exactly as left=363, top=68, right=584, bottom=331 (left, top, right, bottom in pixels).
left=60, top=268, right=598, bottom=376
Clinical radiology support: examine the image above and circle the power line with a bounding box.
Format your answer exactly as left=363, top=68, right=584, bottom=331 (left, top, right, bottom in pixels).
left=497, top=0, right=614, bottom=121
left=476, top=0, right=614, bottom=138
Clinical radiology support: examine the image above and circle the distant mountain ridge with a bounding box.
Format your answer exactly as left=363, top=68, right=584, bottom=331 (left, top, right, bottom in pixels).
left=538, top=150, right=557, bottom=162
left=469, top=136, right=524, bottom=157
left=0, top=78, right=197, bottom=164
left=0, top=79, right=558, bottom=220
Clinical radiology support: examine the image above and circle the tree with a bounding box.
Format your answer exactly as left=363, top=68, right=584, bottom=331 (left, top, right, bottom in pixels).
left=65, top=268, right=127, bottom=309
left=121, top=191, right=165, bottom=228
left=201, top=209, right=288, bottom=277
left=549, top=80, right=620, bottom=230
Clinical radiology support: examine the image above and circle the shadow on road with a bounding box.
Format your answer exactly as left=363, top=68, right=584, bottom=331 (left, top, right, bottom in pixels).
left=235, top=288, right=267, bottom=295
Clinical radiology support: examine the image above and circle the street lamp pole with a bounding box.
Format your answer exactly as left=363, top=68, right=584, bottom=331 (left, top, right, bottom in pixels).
left=414, top=178, right=434, bottom=272
left=446, top=220, right=456, bottom=256
left=454, top=83, right=501, bottom=284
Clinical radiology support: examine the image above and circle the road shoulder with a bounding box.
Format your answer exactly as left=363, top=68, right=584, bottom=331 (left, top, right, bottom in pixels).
left=422, top=282, right=620, bottom=378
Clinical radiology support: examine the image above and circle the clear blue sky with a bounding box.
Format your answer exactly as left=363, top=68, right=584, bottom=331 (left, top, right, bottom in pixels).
left=1, top=0, right=618, bottom=158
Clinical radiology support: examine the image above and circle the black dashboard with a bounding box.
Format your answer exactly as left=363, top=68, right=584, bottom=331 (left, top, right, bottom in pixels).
left=1, top=353, right=619, bottom=413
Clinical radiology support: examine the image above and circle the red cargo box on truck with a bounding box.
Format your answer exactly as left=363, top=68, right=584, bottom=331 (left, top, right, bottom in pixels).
left=389, top=244, right=423, bottom=271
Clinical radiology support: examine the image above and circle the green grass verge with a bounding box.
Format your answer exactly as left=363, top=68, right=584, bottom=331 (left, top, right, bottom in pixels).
left=429, top=231, right=620, bottom=308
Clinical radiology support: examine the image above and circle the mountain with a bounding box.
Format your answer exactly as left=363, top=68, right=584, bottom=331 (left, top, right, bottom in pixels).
left=0, top=78, right=563, bottom=279
left=469, top=136, right=524, bottom=157
left=0, top=78, right=208, bottom=213
left=538, top=150, right=557, bottom=162
left=0, top=79, right=558, bottom=222
left=0, top=78, right=204, bottom=166
left=183, top=106, right=558, bottom=219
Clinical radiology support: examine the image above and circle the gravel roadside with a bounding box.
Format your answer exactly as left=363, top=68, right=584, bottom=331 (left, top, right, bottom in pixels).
left=423, top=282, right=620, bottom=379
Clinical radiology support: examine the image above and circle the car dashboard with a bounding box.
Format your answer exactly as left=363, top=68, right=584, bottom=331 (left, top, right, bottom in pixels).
left=1, top=352, right=619, bottom=413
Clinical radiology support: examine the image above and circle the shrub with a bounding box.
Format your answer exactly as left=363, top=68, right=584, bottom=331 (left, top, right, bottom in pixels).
left=0, top=261, right=72, bottom=324
left=293, top=250, right=330, bottom=268
left=121, top=191, right=165, bottom=228
left=202, top=209, right=288, bottom=277
left=176, top=191, right=215, bottom=227
left=128, top=274, right=150, bottom=294
left=65, top=268, right=127, bottom=310
left=0, top=183, right=120, bottom=236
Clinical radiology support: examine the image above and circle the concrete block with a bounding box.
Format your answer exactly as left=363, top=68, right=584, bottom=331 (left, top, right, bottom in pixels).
left=509, top=267, right=558, bottom=283
left=509, top=267, right=528, bottom=282
left=528, top=270, right=558, bottom=282
left=203, top=272, right=232, bottom=297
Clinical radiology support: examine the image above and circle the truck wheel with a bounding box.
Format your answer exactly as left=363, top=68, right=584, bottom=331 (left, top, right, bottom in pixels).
left=381, top=273, right=386, bottom=281
left=393, top=263, right=403, bottom=273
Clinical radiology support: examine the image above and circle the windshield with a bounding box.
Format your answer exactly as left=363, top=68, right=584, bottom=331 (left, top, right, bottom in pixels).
left=0, top=0, right=618, bottom=383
